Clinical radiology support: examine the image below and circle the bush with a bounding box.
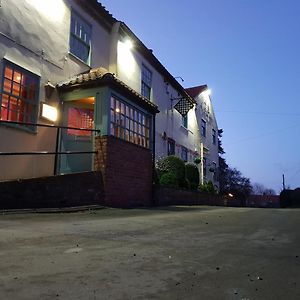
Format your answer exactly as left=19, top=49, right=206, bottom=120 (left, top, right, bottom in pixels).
left=199, top=181, right=216, bottom=194
left=185, top=163, right=199, bottom=190
left=160, top=173, right=178, bottom=188
left=156, top=155, right=185, bottom=184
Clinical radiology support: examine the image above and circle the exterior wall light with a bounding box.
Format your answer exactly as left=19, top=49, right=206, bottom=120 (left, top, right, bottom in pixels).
left=124, top=39, right=133, bottom=50
left=41, top=103, right=58, bottom=122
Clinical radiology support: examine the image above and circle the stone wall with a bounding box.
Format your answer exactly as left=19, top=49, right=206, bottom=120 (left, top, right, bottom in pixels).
left=0, top=172, right=104, bottom=209
left=94, top=135, right=153, bottom=208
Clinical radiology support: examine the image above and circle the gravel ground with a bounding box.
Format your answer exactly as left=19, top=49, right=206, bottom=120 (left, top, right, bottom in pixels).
left=0, top=206, right=299, bottom=299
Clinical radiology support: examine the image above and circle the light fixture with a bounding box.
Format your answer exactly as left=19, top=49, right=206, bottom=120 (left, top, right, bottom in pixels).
left=124, top=39, right=133, bottom=50
left=228, top=193, right=234, bottom=198
left=41, top=103, right=58, bottom=122
left=115, top=108, right=120, bottom=113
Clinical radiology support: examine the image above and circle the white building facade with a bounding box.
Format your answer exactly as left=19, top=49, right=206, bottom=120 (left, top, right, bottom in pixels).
left=0, top=0, right=219, bottom=188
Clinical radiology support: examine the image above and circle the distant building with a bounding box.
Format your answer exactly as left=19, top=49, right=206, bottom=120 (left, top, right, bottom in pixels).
left=0, top=0, right=219, bottom=190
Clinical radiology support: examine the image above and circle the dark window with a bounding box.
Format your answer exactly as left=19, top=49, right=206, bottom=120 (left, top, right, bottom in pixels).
left=201, top=119, right=206, bottom=137
left=141, top=65, right=152, bottom=99
left=167, top=138, right=175, bottom=156
left=0, top=61, right=39, bottom=131
left=182, top=114, right=188, bottom=128
left=212, top=129, right=216, bottom=144
left=181, top=146, right=188, bottom=162
left=70, top=10, right=92, bottom=64
left=110, top=95, right=150, bottom=148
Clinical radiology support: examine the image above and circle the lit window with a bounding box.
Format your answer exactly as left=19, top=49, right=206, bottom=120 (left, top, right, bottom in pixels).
left=110, top=95, right=151, bottom=149
left=0, top=61, right=39, bottom=131
left=212, top=129, right=216, bottom=144
left=70, top=10, right=92, bottom=64
left=167, top=138, right=175, bottom=156
left=201, top=119, right=206, bottom=137
left=67, top=107, right=94, bottom=137
left=182, top=114, right=188, bottom=128
left=181, top=146, right=188, bottom=162
left=141, top=65, right=152, bottom=99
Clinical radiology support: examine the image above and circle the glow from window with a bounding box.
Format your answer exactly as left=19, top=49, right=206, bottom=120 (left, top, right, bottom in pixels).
left=26, top=0, right=66, bottom=23
left=41, top=103, right=58, bottom=122
left=117, top=40, right=136, bottom=78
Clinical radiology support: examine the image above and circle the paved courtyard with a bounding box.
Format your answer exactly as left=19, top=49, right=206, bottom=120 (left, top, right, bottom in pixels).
left=0, top=206, right=299, bottom=299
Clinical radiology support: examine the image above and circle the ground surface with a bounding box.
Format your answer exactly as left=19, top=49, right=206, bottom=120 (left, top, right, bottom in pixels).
left=0, top=206, right=299, bottom=300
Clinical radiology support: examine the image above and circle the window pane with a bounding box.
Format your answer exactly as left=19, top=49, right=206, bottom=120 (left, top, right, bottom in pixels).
left=12, top=82, right=20, bottom=96
left=13, top=71, right=21, bottom=83
left=111, top=97, right=115, bottom=109
left=4, top=67, right=13, bottom=80
left=3, top=79, right=11, bottom=93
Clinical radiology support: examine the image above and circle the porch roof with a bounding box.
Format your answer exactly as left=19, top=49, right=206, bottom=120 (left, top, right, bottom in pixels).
left=57, top=67, right=159, bottom=114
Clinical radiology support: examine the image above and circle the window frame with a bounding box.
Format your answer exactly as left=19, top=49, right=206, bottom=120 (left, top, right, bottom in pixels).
left=141, top=64, right=152, bottom=99
left=69, top=10, right=92, bottom=65
left=181, top=146, right=188, bottom=162
left=167, top=138, right=175, bottom=156
left=0, top=60, right=40, bottom=133
left=212, top=129, right=216, bottom=145
left=201, top=119, right=206, bottom=137
left=110, top=94, right=151, bottom=149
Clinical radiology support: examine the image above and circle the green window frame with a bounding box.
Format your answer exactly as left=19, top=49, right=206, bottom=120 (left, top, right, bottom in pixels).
left=70, top=10, right=92, bottom=64
left=182, top=114, right=188, bottom=128
left=201, top=119, right=206, bottom=137
left=141, top=64, right=152, bottom=99
left=110, top=95, right=151, bottom=149
left=0, top=61, right=40, bottom=132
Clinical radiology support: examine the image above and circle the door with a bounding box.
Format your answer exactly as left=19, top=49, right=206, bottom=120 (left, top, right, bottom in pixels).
left=59, top=100, right=94, bottom=174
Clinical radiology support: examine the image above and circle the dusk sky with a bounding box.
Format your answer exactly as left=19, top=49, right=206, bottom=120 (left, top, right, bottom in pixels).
left=100, top=0, right=300, bottom=193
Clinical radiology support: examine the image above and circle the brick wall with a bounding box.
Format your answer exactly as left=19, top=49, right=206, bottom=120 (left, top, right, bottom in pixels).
left=0, top=172, right=104, bottom=209
left=94, top=136, right=153, bottom=208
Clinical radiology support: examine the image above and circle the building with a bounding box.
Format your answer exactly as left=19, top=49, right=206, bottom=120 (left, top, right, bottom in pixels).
left=0, top=0, right=219, bottom=196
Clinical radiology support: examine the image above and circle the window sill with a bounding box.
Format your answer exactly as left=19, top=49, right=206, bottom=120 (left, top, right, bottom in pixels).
left=0, top=121, right=37, bottom=134
left=68, top=52, right=91, bottom=68
left=180, top=125, right=193, bottom=134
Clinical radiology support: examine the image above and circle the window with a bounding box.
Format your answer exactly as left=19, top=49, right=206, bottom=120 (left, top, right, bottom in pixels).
left=0, top=61, right=39, bottom=131
left=212, top=129, right=216, bottom=144
left=181, top=146, right=188, bottom=162
left=70, top=10, right=92, bottom=64
left=110, top=95, right=151, bottom=148
left=67, top=107, right=94, bottom=137
left=201, top=119, right=206, bottom=137
left=182, top=114, right=188, bottom=128
left=167, top=138, right=175, bottom=156
left=141, top=65, right=152, bottom=99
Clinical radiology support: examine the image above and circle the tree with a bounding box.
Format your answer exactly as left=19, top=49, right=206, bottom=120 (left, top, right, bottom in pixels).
left=218, top=129, right=252, bottom=199
left=252, top=182, right=276, bottom=195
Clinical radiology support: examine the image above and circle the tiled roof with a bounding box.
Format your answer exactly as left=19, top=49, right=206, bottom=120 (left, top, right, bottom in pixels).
left=185, top=85, right=208, bottom=99
left=57, top=68, right=159, bottom=113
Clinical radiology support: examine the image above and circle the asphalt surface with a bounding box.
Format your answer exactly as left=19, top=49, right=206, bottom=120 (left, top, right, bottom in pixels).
left=0, top=206, right=299, bottom=300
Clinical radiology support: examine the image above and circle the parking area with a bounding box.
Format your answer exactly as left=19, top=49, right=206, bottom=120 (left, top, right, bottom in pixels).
left=0, top=206, right=299, bottom=299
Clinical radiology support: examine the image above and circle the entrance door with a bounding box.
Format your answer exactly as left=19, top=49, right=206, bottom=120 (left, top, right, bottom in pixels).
left=59, top=100, right=94, bottom=174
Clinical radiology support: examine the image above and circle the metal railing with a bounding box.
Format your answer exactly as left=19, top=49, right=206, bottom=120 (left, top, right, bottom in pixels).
left=0, top=120, right=101, bottom=175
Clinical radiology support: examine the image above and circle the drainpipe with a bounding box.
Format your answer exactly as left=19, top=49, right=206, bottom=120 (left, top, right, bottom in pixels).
left=152, top=115, right=156, bottom=206
left=200, top=142, right=204, bottom=185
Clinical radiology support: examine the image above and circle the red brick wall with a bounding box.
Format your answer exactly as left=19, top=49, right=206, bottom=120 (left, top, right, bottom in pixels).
left=94, top=136, right=153, bottom=207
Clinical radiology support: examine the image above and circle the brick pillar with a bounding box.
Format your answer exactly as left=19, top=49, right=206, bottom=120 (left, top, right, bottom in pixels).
left=94, top=135, right=153, bottom=208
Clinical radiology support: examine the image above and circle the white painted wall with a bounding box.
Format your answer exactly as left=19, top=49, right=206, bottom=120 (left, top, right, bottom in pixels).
left=0, top=0, right=111, bottom=181
left=116, top=39, right=200, bottom=164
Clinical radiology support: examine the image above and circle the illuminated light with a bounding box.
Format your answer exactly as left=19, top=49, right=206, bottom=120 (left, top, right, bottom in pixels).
left=117, top=40, right=136, bottom=78
left=25, top=0, right=66, bottom=23
left=124, top=39, right=133, bottom=50
left=41, top=103, right=58, bottom=122
left=202, top=89, right=211, bottom=97
left=115, top=108, right=120, bottom=113
left=228, top=193, right=234, bottom=198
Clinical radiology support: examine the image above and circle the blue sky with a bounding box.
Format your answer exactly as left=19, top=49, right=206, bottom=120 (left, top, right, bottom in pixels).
left=100, top=0, right=300, bottom=193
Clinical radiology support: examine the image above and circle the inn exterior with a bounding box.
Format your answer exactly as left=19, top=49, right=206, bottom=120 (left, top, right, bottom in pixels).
left=0, top=0, right=219, bottom=206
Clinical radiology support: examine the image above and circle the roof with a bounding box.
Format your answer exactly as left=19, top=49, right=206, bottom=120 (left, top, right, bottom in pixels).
left=119, top=23, right=196, bottom=105
left=185, top=85, right=208, bottom=99
left=57, top=68, right=159, bottom=114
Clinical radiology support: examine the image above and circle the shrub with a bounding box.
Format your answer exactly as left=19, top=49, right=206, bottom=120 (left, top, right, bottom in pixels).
left=156, top=155, right=185, bottom=183
left=185, top=163, right=199, bottom=190
left=160, top=172, right=178, bottom=188
left=199, top=181, right=216, bottom=194
left=194, top=157, right=201, bottom=165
